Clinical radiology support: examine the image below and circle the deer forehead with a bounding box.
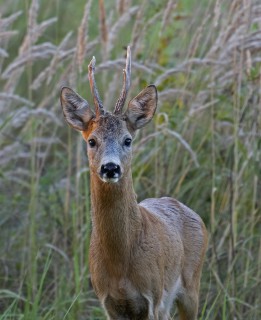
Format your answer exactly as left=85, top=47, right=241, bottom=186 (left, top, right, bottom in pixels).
left=82, top=113, right=130, bottom=141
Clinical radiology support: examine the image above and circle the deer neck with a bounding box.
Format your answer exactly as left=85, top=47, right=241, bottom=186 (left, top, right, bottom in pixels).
left=90, top=169, right=141, bottom=268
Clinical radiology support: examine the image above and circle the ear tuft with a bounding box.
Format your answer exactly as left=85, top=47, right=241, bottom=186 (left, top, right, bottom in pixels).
left=124, top=85, right=157, bottom=130
left=60, top=87, right=94, bottom=131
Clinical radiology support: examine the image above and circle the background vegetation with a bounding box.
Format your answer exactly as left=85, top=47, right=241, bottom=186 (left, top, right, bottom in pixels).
left=0, top=0, right=260, bottom=319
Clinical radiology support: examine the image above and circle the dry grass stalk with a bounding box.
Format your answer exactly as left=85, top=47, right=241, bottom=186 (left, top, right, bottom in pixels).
left=0, top=142, right=20, bottom=162
left=207, top=1, right=251, bottom=59
left=104, top=72, right=121, bottom=108
left=99, top=0, right=108, bottom=54
left=164, top=128, right=199, bottom=168
left=19, top=0, right=39, bottom=54
left=213, top=0, right=221, bottom=28
left=187, top=12, right=211, bottom=59
left=0, top=30, right=18, bottom=41
left=2, top=42, right=56, bottom=79
left=130, top=2, right=145, bottom=57
left=134, top=132, right=161, bottom=152
left=47, top=36, right=74, bottom=84
left=33, top=17, right=57, bottom=40
left=18, top=16, right=57, bottom=56
left=106, top=6, right=139, bottom=56
left=96, top=58, right=155, bottom=74
left=0, top=143, right=47, bottom=167
left=9, top=106, right=61, bottom=129
left=0, top=93, right=34, bottom=106
left=135, top=10, right=163, bottom=57
left=245, top=49, right=252, bottom=76
left=31, top=32, right=73, bottom=90
left=156, top=58, right=226, bottom=86
left=159, top=89, right=194, bottom=102
left=208, top=2, right=260, bottom=89
left=29, top=109, right=62, bottom=126
left=76, top=0, right=92, bottom=72
left=18, top=14, right=56, bottom=60
left=189, top=99, right=220, bottom=116
left=29, top=137, right=61, bottom=145
left=3, top=2, right=57, bottom=94
left=0, top=12, right=21, bottom=74
left=3, top=69, right=23, bottom=94
left=0, top=11, right=22, bottom=30
left=10, top=106, right=31, bottom=128
left=161, top=0, right=177, bottom=35
left=0, top=48, right=8, bottom=58
left=117, top=0, right=132, bottom=15
left=117, top=0, right=125, bottom=15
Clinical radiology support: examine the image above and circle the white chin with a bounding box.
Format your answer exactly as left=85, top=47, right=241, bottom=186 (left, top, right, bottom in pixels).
left=101, top=177, right=120, bottom=183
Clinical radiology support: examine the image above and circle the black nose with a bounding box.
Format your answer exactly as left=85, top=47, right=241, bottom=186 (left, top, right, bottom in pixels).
left=101, top=162, right=121, bottom=179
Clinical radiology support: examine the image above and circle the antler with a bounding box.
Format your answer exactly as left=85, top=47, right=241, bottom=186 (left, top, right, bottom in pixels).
left=114, top=46, right=131, bottom=114
left=88, top=56, right=104, bottom=117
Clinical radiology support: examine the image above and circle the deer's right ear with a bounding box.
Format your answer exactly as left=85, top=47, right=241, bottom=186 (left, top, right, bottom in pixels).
left=124, top=85, right=158, bottom=131
left=60, top=87, right=95, bottom=131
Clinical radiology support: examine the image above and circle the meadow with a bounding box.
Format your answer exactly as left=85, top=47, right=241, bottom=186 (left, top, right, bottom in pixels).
left=0, top=0, right=260, bottom=319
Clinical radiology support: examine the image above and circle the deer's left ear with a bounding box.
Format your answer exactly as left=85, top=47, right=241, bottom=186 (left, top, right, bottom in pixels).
left=124, top=85, right=157, bottom=130
left=60, top=87, right=95, bottom=131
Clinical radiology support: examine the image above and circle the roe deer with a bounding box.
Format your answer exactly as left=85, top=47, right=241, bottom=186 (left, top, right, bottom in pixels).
left=60, top=46, right=208, bottom=320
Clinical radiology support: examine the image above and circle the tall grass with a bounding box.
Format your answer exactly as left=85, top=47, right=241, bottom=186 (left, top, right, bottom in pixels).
left=0, top=0, right=260, bottom=319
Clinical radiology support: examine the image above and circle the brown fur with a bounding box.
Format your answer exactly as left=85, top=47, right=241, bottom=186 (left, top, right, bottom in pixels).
left=88, top=160, right=208, bottom=320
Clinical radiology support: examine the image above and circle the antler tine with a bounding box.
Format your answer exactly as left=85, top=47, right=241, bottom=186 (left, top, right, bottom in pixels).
left=88, top=56, right=104, bottom=117
left=114, top=46, right=131, bottom=114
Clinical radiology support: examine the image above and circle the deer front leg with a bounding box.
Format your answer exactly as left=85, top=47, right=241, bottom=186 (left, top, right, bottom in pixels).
left=176, top=288, right=199, bottom=320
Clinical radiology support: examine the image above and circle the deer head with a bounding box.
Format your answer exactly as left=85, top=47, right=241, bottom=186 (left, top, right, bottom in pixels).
left=60, top=47, right=157, bottom=183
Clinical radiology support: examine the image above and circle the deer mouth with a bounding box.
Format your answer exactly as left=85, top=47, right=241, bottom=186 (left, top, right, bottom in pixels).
left=101, top=176, right=120, bottom=183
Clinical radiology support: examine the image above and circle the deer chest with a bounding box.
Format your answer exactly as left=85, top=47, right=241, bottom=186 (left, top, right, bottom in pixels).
left=96, top=276, right=149, bottom=319
left=104, top=293, right=149, bottom=319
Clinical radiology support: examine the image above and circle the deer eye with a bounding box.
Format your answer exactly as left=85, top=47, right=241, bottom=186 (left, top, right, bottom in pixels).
left=88, top=139, right=96, bottom=148
left=124, top=138, right=132, bottom=147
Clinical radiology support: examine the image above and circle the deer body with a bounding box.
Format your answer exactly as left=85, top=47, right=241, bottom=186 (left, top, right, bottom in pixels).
left=60, top=47, right=208, bottom=320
